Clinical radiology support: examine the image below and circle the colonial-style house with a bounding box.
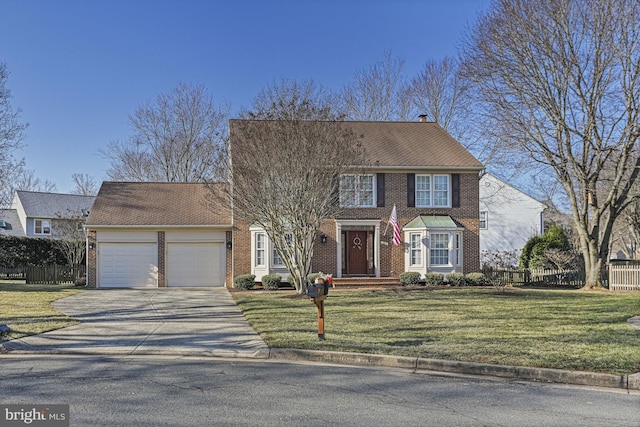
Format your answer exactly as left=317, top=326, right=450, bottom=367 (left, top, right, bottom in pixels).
left=0, top=191, right=95, bottom=238
left=85, top=120, right=484, bottom=288
left=231, top=119, right=484, bottom=283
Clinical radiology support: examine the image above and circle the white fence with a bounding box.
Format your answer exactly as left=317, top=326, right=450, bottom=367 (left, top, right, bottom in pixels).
left=609, top=264, right=640, bottom=291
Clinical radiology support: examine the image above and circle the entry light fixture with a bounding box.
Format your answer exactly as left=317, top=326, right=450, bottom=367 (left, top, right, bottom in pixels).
left=226, top=241, right=233, bottom=250
left=320, top=234, right=328, bottom=244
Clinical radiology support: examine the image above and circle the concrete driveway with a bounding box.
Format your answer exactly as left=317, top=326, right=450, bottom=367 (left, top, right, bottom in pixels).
left=2, top=288, right=270, bottom=359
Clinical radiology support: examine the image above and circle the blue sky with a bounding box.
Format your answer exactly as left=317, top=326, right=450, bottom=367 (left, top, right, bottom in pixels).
left=1, top=0, right=489, bottom=192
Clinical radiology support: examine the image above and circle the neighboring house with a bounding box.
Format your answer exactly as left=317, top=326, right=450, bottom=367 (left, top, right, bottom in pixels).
left=86, top=120, right=484, bottom=288
left=0, top=209, right=25, bottom=237
left=86, top=182, right=232, bottom=288
left=479, top=173, right=546, bottom=266
left=1, top=191, right=95, bottom=238
left=231, top=120, right=484, bottom=282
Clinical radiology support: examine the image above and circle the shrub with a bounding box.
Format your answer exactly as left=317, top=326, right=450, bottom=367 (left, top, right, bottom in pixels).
left=307, top=272, right=324, bottom=285
left=446, top=272, right=466, bottom=287
left=261, top=274, right=281, bottom=290
left=74, top=276, right=87, bottom=287
left=424, top=272, right=445, bottom=286
left=233, top=274, right=256, bottom=290
left=399, top=271, right=421, bottom=286
left=465, top=272, right=489, bottom=286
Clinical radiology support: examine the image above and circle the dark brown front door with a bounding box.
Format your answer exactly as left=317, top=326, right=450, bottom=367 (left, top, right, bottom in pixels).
left=346, top=231, right=368, bottom=275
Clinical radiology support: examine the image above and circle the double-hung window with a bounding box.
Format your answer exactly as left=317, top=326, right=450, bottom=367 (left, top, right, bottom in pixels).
left=255, top=233, right=266, bottom=267
left=34, top=219, right=51, bottom=235
left=272, top=234, right=292, bottom=267
left=340, top=174, right=375, bottom=207
left=416, top=174, right=450, bottom=207
left=479, top=211, right=488, bottom=229
left=430, top=233, right=450, bottom=266
left=409, top=233, right=422, bottom=266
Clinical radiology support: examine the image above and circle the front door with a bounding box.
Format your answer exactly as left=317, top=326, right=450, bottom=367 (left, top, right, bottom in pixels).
left=346, top=230, right=368, bottom=275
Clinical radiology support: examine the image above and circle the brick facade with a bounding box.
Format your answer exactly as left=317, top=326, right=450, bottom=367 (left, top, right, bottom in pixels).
left=232, top=171, right=481, bottom=280
left=87, top=230, right=97, bottom=288
left=157, top=231, right=165, bottom=287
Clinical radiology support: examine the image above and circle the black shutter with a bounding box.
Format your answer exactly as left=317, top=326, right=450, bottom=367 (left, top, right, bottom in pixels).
left=452, top=174, right=460, bottom=208
left=407, top=173, right=415, bottom=207
left=376, top=173, right=385, bottom=207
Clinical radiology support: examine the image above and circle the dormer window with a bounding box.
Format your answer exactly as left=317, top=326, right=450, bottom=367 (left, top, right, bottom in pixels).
left=34, top=219, right=51, bottom=235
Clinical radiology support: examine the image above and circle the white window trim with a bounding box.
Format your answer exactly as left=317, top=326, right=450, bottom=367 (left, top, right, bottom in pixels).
left=34, top=219, right=51, bottom=235
left=255, top=232, right=266, bottom=267
left=340, top=174, right=376, bottom=208
left=479, top=211, right=488, bottom=230
left=429, top=232, right=452, bottom=267
left=416, top=174, right=451, bottom=208
left=409, top=232, right=423, bottom=267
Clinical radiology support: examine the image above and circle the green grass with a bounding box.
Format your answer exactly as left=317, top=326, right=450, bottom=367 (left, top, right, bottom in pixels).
left=232, top=287, right=640, bottom=374
left=0, top=280, right=84, bottom=343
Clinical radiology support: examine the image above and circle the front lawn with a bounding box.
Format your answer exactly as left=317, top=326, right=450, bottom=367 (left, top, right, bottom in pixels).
left=0, top=281, right=84, bottom=343
left=233, top=287, right=640, bottom=374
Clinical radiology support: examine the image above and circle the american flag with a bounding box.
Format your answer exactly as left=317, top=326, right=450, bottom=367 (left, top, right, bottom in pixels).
left=389, top=204, right=402, bottom=246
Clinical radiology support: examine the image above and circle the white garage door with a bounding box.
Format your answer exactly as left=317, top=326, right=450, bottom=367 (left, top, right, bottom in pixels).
left=167, top=243, right=225, bottom=287
left=99, top=243, right=158, bottom=288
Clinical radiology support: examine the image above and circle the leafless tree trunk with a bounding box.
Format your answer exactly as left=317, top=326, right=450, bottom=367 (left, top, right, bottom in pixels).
left=103, top=83, right=229, bottom=182
left=461, top=0, right=640, bottom=289
left=341, top=51, right=413, bottom=121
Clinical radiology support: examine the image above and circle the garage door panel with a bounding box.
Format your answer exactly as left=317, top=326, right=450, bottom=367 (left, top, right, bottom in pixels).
left=167, top=243, right=224, bottom=287
left=99, top=243, right=158, bottom=288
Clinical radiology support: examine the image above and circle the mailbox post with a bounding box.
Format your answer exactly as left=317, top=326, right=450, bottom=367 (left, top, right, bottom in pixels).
left=308, top=277, right=330, bottom=340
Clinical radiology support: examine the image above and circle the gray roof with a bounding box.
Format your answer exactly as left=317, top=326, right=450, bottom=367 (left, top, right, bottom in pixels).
left=0, top=209, right=25, bottom=237
left=15, top=191, right=96, bottom=219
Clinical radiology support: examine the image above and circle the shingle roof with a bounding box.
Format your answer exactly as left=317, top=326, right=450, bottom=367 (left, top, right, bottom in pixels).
left=0, top=209, right=25, bottom=237
left=86, top=182, right=230, bottom=227
left=347, top=121, right=484, bottom=169
left=229, top=120, right=484, bottom=170
left=14, top=191, right=95, bottom=218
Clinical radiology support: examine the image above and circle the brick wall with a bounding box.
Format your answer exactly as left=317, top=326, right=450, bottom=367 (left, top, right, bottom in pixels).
left=157, top=231, right=165, bottom=287
left=231, top=171, right=481, bottom=278
left=87, top=230, right=96, bottom=288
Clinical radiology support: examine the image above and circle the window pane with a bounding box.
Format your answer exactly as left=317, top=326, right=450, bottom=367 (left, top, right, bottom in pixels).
left=479, top=212, right=488, bottom=229
left=430, top=233, right=450, bottom=265
left=433, top=176, right=449, bottom=207
left=256, top=233, right=265, bottom=266
left=416, top=175, right=431, bottom=207
left=340, top=175, right=356, bottom=206
left=358, top=175, right=374, bottom=207
left=410, top=233, right=422, bottom=266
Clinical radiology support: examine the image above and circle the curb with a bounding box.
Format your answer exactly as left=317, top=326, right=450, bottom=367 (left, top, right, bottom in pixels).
left=3, top=342, right=639, bottom=391
left=268, top=348, right=640, bottom=391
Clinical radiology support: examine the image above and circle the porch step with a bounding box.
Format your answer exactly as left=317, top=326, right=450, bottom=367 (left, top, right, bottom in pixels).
left=331, top=277, right=401, bottom=287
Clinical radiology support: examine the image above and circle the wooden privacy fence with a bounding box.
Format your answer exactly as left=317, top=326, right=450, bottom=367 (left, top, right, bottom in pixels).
left=25, top=265, right=86, bottom=285
left=484, top=267, right=585, bottom=288
left=609, top=264, right=640, bottom=291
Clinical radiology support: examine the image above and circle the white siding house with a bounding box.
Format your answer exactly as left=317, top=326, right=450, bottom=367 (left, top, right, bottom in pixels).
left=479, top=174, right=546, bottom=266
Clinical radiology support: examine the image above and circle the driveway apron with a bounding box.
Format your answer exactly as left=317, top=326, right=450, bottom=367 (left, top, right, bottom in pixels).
left=2, top=288, right=270, bottom=359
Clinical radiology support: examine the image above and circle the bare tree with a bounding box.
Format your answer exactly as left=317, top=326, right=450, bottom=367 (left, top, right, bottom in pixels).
left=341, top=51, right=413, bottom=121
left=0, top=63, right=29, bottom=207
left=461, top=0, right=640, bottom=289
left=52, top=210, right=87, bottom=272
left=104, top=83, right=229, bottom=182
left=240, top=78, right=343, bottom=121
left=71, top=173, right=98, bottom=195
left=12, top=168, right=57, bottom=193
left=229, top=120, right=364, bottom=294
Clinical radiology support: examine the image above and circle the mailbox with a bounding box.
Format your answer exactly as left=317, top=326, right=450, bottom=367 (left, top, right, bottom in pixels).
left=307, top=282, right=329, bottom=298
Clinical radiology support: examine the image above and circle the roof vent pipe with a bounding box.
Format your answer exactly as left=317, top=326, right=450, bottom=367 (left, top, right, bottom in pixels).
left=418, top=114, right=427, bottom=122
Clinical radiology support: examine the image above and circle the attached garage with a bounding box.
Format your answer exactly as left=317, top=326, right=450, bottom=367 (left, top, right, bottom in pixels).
left=86, top=182, right=232, bottom=289
left=98, top=242, right=158, bottom=288
left=166, top=242, right=225, bottom=287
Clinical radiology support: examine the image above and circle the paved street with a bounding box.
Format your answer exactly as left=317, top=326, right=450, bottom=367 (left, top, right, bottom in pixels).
left=1, top=355, right=638, bottom=427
